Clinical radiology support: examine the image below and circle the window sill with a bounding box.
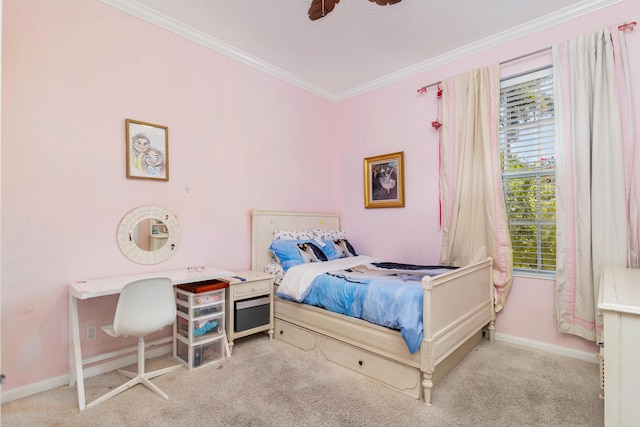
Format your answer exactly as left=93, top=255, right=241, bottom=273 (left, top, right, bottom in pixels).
left=513, top=271, right=556, bottom=281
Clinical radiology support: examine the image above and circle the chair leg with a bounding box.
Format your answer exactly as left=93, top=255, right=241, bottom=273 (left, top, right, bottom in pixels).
left=141, top=377, right=169, bottom=399
left=143, top=364, right=183, bottom=379
left=86, top=336, right=182, bottom=408
left=120, top=360, right=181, bottom=380
left=86, top=376, right=144, bottom=409
left=118, top=369, right=136, bottom=379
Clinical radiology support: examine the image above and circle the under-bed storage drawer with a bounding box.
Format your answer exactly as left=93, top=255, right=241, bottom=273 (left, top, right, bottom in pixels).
left=274, top=319, right=317, bottom=352
left=318, top=337, right=421, bottom=398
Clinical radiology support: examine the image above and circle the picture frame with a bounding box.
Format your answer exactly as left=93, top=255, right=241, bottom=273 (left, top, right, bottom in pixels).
left=363, top=151, right=405, bottom=208
left=126, top=118, right=169, bottom=181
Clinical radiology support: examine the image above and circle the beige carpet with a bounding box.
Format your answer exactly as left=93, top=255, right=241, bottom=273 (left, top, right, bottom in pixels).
left=2, top=335, right=603, bottom=427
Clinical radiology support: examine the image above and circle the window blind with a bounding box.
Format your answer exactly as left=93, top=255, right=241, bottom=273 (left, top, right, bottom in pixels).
left=499, top=68, right=556, bottom=274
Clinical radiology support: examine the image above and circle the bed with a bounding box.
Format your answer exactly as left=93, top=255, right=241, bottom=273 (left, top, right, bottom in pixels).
left=251, top=209, right=495, bottom=406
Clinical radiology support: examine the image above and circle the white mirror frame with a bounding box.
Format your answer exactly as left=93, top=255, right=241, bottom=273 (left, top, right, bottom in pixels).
left=116, top=205, right=181, bottom=265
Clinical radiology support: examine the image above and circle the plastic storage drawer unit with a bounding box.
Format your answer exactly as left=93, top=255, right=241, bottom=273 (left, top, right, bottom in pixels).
left=174, top=285, right=230, bottom=369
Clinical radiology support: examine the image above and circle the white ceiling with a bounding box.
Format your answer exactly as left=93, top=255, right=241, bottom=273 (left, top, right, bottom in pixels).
left=102, top=0, right=619, bottom=101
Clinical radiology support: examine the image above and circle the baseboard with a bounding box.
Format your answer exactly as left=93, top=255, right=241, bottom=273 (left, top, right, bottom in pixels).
left=494, top=333, right=599, bottom=364
left=1, top=374, right=70, bottom=405
left=0, top=334, right=598, bottom=404
left=1, top=344, right=172, bottom=404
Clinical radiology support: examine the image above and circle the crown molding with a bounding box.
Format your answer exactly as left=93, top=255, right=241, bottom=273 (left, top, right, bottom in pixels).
left=101, top=0, right=621, bottom=103
left=335, top=0, right=623, bottom=101
left=100, top=0, right=338, bottom=101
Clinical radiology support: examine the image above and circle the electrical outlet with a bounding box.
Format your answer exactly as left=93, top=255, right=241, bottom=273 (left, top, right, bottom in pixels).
left=86, top=325, right=97, bottom=341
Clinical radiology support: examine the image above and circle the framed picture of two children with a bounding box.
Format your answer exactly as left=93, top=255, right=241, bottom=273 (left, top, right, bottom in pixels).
left=126, top=118, right=169, bottom=181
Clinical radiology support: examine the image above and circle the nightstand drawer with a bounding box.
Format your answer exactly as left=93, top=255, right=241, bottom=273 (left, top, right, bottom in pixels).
left=231, top=279, right=271, bottom=299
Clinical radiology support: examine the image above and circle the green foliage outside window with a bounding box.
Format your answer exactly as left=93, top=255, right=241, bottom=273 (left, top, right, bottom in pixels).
left=499, top=70, right=556, bottom=274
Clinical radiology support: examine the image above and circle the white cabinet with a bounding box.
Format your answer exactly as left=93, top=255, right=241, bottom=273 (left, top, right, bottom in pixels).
left=174, top=286, right=229, bottom=369
left=598, top=267, right=640, bottom=427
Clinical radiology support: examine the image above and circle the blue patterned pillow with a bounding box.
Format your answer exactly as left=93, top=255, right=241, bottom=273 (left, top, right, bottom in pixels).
left=269, top=240, right=328, bottom=271
left=331, top=239, right=358, bottom=258
left=318, top=239, right=340, bottom=260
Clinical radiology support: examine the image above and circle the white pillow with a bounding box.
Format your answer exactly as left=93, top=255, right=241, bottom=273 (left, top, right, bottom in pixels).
left=311, top=228, right=347, bottom=240
left=273, top=229, right=315, bottom=240
left=265, top=260, right=284, bottom=284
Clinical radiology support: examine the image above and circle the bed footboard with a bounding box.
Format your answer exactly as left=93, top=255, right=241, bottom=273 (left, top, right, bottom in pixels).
left=420, top=258, right=495, bottom=405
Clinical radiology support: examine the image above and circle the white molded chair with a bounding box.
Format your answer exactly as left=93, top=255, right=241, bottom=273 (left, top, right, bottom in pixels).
left=87, top=277, right=182, bottom=408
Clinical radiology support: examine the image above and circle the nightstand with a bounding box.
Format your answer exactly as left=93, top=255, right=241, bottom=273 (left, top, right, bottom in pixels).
left=222, top=271, right=274, bottom=353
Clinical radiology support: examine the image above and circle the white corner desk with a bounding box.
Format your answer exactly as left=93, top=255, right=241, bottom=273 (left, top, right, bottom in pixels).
left=69, top=267, right=233, bottom=411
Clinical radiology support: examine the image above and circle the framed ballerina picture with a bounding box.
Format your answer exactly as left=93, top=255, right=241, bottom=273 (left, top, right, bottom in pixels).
left=126, top=118, right=169, bottom=181
left=363, top=151, right=405, bottom=208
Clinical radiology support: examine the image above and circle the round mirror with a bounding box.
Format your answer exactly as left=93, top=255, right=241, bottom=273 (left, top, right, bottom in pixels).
left=117, top=205, right=181, bottom=264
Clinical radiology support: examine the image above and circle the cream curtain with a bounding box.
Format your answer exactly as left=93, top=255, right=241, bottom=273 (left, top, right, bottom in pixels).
left=439, top=64, right=514, bottom=312
left=554, top=26, right=637, bottom=342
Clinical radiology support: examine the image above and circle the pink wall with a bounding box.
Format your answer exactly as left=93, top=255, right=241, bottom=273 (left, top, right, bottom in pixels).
left=1, top=0, right=340, bottom=390
left=2, top=0, right=639, bottom=393
left=335, top=0, right=640, bottom=356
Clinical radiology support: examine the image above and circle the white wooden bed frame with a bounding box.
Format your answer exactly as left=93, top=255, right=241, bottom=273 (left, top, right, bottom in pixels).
left=251, top=209, right=495, bottom=405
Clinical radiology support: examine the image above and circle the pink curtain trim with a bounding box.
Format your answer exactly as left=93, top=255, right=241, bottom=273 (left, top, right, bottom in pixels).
left=558, top=43, right=575, bottom=324
left=557, top=43, right=596, bottom=329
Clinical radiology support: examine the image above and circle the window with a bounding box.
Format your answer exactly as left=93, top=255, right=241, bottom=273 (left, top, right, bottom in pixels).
left=499, top=68, right=555, bottom=275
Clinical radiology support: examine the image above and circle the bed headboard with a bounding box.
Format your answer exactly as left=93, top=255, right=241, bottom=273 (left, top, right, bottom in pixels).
left=251, top=209, right=340, bottom=273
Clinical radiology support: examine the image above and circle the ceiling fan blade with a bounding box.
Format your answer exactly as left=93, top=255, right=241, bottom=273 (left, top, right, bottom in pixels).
left=309, top=0, right=340, bottom=21
left=369, top=0, right=401, bottom=5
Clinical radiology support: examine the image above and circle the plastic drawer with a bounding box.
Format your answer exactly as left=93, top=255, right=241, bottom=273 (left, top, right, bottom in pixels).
left=176, top=303, right=223, bottom=318
left=176, top=288, right=225, bottom=305
left=177, top=313, right=225, bottom=341
left=176, top=337, right=224, bottom=368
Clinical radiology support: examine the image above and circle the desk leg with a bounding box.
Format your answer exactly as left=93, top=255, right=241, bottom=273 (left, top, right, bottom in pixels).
left=69, top=294, right=86, bottom=411
left=224, top=336, right=231, bottom=358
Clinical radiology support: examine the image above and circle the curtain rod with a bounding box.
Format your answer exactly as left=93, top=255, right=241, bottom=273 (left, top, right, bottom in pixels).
left=416, top=47, right=550, bottom=93
left=416, top=20, right=637, bottom=94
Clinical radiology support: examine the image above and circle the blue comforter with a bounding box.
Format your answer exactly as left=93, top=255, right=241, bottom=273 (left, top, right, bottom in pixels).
left=279, top=261, right=457, bottom=354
